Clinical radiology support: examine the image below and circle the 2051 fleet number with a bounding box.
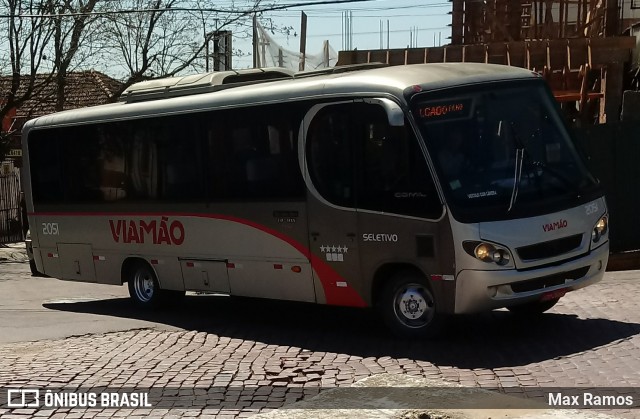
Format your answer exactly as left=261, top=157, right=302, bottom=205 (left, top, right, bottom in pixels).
left=42, top=222, right=59, bottom=235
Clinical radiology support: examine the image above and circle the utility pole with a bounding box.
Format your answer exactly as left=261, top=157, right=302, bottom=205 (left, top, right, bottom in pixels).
left=299, top=11, right=307, bottom=71
left=253, top=14, right=260, bottom=68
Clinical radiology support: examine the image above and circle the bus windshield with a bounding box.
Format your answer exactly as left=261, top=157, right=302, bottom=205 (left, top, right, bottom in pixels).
left=412, top=81, right=599, bottom=222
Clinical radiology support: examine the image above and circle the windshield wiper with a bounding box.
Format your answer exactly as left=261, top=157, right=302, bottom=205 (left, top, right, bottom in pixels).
left=508, top=147, right=525, bottom=212
left=500, top=121, right=580, bottom=211
left=498, top=121, right=526, bottom=212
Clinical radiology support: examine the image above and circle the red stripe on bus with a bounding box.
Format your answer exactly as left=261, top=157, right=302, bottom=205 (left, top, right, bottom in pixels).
left=28, top=211, right=367, bottom=308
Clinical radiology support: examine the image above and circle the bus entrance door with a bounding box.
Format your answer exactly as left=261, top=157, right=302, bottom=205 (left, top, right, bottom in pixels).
left=307, top=194, right=361, bottom=306
left=305, top=102, right=364, bottom=306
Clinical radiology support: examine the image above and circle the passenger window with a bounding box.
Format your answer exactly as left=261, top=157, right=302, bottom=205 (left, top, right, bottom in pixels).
left=61, top=125, right=103, bottom=201
left=127, top=116, right=204, bottom=201
left=30, top=115, right=206, bottom=204
left=207, top=104, right=306, bottom=201
left=357, top=105, right=442, bottom=218
left=96, top=124, right=128, bottom=201
left=306, top=104, right=355, bottom=208
left=29, top=131, right=63, bottom=203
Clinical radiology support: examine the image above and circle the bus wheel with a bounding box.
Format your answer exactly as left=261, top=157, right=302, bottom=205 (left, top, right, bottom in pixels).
left=507, top=298, right=560, bottom=316
left=380, top=272, right=442, bottom=338
left=29, top=259, right=46, bottom=277
left=128, top=262, right=163, bottom=307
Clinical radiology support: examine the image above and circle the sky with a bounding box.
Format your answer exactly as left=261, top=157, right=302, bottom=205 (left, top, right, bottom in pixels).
left=233, top=0, right=452, bottom=69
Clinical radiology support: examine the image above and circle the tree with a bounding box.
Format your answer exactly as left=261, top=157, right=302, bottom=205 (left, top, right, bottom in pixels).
left=48, top=0, right=101, bottom=111
left=1, top=0, right=55, bottom=123
left=0, top=0, right=105, bottom=160
left=100, top=0, right=287, bottom=96
left=0, top=0, right=293, bottom=160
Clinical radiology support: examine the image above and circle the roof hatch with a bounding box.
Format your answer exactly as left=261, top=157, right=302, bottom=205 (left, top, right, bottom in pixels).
left=119, top=67, right=295, bottom=103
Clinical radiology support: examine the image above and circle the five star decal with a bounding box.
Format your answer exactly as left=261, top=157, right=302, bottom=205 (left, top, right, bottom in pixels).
left=320, top=244, right=349, bottom=262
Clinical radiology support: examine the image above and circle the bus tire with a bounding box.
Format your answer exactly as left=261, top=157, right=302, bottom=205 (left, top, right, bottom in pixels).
left=507, top=297, right=560, bottom=315
left=29, top=259, right=46, bottom=277
left=127, top=262, right=167, bottom=308
left=379, top=271, right=442, bottom=338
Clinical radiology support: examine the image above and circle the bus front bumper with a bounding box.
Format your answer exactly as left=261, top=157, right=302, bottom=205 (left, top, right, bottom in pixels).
left=454, top=242, right=609, bottom=314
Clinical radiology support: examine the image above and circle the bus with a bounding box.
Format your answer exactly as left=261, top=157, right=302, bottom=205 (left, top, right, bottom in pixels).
left=22, top=63, right=609, bottom=337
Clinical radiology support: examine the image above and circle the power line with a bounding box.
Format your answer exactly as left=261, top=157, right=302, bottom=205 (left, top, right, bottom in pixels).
left=308, top=25, right=449, bottom=38
left=279, top=2, right=451, bottom=13
left=272, top=12, right=448, bottom=18
left=0, top=0, right=379, bottom=19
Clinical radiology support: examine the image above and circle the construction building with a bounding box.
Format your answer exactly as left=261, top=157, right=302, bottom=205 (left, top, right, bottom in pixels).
left=338, top=0, right=639, bottom=124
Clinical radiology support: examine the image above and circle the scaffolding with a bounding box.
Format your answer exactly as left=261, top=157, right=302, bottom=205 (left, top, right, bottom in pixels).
left=338, top=0, right=635, bottom=123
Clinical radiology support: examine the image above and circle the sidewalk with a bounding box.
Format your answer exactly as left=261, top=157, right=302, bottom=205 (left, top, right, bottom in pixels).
left=607, top=251, right=640, bottom=271
left=0, top=242, right=28, bottom=263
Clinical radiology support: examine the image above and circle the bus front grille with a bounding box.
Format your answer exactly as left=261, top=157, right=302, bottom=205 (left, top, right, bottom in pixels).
left=516, top=234, right=583, bottom=261
left=510, top=266, right=590, bottom=293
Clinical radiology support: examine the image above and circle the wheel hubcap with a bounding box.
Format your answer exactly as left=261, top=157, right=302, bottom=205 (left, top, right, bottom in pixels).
left=394, top=284, right=434, bottom=328
left=134, top=271, right=155, bottom=303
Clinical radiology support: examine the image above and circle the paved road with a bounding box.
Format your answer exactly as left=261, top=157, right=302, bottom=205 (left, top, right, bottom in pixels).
left=0, top=244, right=639, bottom=418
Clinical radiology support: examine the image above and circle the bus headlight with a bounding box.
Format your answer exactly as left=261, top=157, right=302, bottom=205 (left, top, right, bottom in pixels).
left=463, top=241, right=512, bottom=266
left=591, top=215, right=608, bottom=244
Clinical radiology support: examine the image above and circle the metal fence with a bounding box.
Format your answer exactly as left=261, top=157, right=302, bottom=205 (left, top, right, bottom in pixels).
left=0, top=170, right=23, bottom=244
left=575, top=121, right=640, bottom=253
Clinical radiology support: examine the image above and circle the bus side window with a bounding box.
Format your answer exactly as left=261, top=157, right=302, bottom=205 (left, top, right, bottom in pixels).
left=307, top=105, right=355, bottom=208
left=97, top=125, right=128, bottom=202
left=208, top=105, right=305, bottom=202
left=207, top=116, right=229, bottom=199
left=160, top=116, right=203, bottom=200
left=129, top=127, right=159, bottom=199
left=29, top=131, right=63, bottom=204
left=62, top=126, right=103, bottom=202
left=358, top=105, right=442, bottom=218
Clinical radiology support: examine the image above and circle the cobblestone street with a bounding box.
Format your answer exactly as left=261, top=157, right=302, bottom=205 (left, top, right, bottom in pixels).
left=0, top=246, right=639, bottom=418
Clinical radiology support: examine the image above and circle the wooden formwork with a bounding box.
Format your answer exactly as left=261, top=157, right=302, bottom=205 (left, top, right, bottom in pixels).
left=337, top=37, right=635, bottom=123
left=450, top=0, right=621, bottom=45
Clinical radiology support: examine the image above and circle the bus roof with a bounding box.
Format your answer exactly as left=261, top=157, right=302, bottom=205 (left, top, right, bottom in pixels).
left=24, top=63, right=538, bottom=130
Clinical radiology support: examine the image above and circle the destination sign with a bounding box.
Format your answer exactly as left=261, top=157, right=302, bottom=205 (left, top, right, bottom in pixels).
left=415, top=98, right=472, bottom=122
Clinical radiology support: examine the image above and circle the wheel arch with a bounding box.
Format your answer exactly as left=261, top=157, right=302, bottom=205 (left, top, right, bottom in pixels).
left=371, top=262, right=428, bottom=307
left=121, top=257, right=154, bottom=285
